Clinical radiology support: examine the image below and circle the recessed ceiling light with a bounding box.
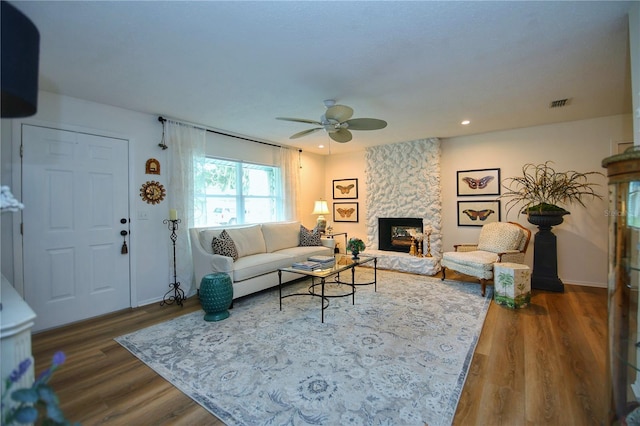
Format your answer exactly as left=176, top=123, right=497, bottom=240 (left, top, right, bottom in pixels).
left=461, top=120, right=470, bottom=125
left=318, top=144, right=325, bottom=149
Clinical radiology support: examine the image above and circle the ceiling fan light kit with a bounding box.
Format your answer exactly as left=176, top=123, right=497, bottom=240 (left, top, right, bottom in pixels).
left=277, top=100, right=387, bottom=143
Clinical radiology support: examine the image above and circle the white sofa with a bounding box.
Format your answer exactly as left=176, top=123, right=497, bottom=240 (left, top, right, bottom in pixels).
left=189, top=221, right=335, bottom=300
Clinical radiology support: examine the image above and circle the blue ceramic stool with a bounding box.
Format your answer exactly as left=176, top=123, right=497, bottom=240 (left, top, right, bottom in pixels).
left=199, top=273, right=233, bottom=321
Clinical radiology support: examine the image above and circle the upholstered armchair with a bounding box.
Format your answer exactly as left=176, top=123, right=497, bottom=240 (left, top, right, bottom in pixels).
left=441, top=221, right=531, bottom=296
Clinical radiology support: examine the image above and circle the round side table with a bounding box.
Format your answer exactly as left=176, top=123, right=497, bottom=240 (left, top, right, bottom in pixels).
left=199, top=273, right=233, bottom=321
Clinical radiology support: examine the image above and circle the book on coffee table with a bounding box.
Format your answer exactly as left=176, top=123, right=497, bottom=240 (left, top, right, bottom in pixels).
left=307, top=255, right=335, bottom=263
left=307, top=255, right=335, bottom=267
left=291, top=260, right=322, bottom=270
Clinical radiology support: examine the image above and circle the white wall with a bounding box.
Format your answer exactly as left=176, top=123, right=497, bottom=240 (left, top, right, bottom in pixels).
left=323, top=151, right=368, bottom=252
left=323, top=115, right=632, bottom=287
left=441, top=114, right=633, bottom=287
left=0, top=91, right=326, bottom=306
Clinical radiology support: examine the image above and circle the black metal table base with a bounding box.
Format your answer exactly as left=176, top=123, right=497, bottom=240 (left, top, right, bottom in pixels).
left=336, top=258, right=378, bottom=291
left=278, top=257, right=377, bottom=323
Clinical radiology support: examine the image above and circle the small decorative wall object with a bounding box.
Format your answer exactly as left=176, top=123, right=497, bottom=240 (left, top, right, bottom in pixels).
left=333, top=178, right=358, bottom=199
left=334, top=202, right=359, bottom=223
left=145, top=158, right=160, bottom=175
left=140, top=180, right=166, bottom=204
left=457, top=200, right=500, bottom=226
left=457, top=168, right=500, bottom=196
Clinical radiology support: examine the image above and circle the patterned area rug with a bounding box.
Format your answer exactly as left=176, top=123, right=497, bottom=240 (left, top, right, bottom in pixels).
left=115, top=269, right=491, bottom=426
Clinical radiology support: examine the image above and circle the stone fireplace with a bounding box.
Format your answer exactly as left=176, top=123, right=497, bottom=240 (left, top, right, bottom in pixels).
left=378, top=217, right=423, bottom=252
left=362, top=138, right=441, bottom=275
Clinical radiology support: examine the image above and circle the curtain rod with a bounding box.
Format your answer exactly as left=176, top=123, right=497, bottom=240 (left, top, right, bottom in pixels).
left=158, top=116, right=287, bottom=149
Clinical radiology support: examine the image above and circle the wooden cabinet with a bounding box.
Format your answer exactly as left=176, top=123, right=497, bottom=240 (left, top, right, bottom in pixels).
left=603, top=149, right=640, bottom=424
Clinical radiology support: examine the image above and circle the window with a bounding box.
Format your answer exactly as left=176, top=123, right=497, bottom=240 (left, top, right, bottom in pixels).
left=195, top=157, right=282, bottom=226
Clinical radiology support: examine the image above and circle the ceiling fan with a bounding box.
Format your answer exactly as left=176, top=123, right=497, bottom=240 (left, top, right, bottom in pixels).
left=277, top=100, right=387, bottom=143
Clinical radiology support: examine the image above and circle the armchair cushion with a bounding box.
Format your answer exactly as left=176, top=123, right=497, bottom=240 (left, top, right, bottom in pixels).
left=443, top=250, right=500, bottom=272
left=477, top=222, right=525, bottom=253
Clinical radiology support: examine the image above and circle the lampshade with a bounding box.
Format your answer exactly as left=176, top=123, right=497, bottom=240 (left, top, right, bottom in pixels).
left=1, top=1, right=40, bottom=118
left=312, top=200, right=330, bottom=215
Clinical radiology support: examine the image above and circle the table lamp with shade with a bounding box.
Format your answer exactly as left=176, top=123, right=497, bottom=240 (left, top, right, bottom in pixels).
left=312, top=200, right=330, bottom=233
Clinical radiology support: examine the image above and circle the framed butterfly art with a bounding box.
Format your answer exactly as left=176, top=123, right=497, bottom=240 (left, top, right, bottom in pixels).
left=334, top=202, right=359, bottom=223
left=456, top=168, right=501, bottom=196
left=457, top=200, right=501, bottom=226
left=333, top=178, right=358, bottom=199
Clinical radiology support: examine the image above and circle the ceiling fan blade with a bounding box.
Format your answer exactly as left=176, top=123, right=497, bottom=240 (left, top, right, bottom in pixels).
left=325, top=105, right=353, bottom=122
left=330, top=129, right=352, bottom=143
left=344, top=118, right=388, bottom=130
left=290, top=128, right=322, bottom=139
left=277, top=117, right=322, bottom=125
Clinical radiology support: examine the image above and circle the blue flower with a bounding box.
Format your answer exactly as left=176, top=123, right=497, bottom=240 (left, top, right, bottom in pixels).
left=8, top=359, right=31, bottom=384
left=2, top=351, right=76, bottom=425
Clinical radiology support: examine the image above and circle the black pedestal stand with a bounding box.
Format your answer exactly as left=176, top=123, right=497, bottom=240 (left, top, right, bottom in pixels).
left=531, top=224, right=564, bottom=292
left=161, top=218, right=186, bottom=306
left=528, top=212, right=567, bottom=293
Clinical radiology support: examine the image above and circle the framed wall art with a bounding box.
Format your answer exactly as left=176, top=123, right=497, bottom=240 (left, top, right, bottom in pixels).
left=333, top=178, right=358, bottom=199
left=456, top=168, right=500, bottom=196
left=457, top=200, right=500, bottom=226
left=333, top=202, right=359, bottom=223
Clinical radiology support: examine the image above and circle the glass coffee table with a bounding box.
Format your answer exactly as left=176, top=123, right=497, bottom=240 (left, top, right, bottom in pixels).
left=278, top=254, right=377, bottom=322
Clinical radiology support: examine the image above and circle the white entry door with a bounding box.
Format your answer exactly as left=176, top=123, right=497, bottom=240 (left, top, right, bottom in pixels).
left=21, top=125, right=131, bottom=332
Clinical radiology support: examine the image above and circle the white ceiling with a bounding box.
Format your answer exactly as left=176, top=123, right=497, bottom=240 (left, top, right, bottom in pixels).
left=12, top=1, right=634, bottom=155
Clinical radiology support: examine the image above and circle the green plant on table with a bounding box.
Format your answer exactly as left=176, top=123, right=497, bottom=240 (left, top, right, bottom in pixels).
left=346, top=237, right=365, bottom=253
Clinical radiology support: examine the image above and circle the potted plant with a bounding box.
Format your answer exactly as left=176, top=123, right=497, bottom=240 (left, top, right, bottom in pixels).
left=500, top=161, right=603, bottom=293
left=346, top=237, right=365, bottom=259
left=500, top=161, right=603, bottom=226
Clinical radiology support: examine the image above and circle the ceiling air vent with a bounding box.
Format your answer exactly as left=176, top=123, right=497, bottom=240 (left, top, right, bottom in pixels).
left=550, top=98, right=570, bottom=108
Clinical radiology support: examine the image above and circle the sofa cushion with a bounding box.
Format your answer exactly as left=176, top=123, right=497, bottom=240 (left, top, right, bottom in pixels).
left=211, top=230, right=239, bottom=261
left=233, top=253, right=294, bottom=282
left=226, top=225, right=266, bottom=258
left=299, top=225, right=322, bottom=246
left=199, top=229, right=219, bottom=254
left=261, top=221, right=300, bottom=253
left=477, top=222, right=523, bottom=253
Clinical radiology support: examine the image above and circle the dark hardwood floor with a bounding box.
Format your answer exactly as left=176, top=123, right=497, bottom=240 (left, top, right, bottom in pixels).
left=31, top=272, right=607, bottom=425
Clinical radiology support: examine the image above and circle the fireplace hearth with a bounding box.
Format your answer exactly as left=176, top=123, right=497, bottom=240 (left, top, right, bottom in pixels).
left=378, top=217, right=423, bottom=252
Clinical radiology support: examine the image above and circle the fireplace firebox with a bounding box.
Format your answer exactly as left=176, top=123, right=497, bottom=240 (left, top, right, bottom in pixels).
left=378, top=217, right=423, bottom=252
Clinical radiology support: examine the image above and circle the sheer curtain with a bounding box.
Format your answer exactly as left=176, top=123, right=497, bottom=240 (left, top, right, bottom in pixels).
left=279, top=147, right=300, bottom=221
left=166, top=120, right=206, bottom=297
